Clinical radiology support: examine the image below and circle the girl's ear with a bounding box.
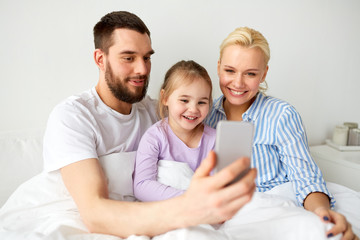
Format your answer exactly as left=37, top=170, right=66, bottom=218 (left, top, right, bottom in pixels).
left=160, top=89, right=168, bottom=106
left=94, top=49, right=106, bottom=71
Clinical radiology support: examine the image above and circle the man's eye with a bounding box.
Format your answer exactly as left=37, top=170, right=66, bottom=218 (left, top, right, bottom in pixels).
left=144, top=56, right=151, bottom=61
left=123, top=57, right=134, bottom=61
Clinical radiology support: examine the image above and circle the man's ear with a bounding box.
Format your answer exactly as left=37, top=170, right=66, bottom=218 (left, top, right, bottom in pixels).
left=94, top=49, right=105, bottom=71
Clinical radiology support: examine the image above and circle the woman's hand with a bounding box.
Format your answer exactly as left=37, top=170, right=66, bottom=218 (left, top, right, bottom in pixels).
left=314, top=207, right=358, bottom=240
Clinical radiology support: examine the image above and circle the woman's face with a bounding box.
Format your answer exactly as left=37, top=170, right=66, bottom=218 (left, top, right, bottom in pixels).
left=218, top=45, right=268, bottom=109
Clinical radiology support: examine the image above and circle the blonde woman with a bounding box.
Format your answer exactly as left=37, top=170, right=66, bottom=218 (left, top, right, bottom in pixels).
left=205, top=27, right=357, bottom=239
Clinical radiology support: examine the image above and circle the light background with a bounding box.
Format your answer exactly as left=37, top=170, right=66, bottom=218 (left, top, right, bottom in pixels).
left=1, top=0, right=359, bottom=145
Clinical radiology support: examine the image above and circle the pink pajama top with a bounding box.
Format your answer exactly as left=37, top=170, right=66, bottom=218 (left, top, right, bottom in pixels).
left=133, top=118, right=216, bottom=201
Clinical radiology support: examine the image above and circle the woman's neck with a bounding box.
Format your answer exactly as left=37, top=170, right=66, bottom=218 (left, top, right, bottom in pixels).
left=223, top=96, right=255, bottom=121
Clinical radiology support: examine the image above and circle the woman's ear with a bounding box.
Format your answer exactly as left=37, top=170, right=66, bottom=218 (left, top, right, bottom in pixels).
left=261, top=65, right=269, bottom=83
left=94, top=49, right=105, bottom=71
left=217, top=59, right=221, bottom=77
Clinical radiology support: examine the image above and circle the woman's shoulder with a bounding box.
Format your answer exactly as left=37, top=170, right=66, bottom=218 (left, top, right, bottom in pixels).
left=251, top=94, right=300, bottom=122
left=256, top=94, right=303, bottom=126
left=258, top=94, right=294, bottom=110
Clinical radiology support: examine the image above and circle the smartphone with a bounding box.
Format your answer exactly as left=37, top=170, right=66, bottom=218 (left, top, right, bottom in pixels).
left=215, top=120, right=254, bottom=184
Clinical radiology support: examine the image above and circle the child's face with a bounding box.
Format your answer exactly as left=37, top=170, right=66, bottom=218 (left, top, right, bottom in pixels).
left=164, top=77, right=211, bottom=132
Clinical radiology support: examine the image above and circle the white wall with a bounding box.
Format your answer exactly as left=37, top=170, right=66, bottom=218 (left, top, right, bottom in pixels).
left=1, top=0, right=359, bottom=145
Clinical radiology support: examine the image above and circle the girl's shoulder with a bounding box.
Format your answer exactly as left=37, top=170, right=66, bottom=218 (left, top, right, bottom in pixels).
left=203, top=124, right=216, bottom=137
left=143, top=119, right=166, bottom=137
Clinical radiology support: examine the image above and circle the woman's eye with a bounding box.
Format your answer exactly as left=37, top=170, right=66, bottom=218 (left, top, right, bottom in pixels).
left=247, top=72, right=256, bottom=76
left=225, top=69, right=235, bottom=73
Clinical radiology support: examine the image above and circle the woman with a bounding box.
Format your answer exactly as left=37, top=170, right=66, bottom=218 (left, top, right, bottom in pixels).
left=205, top=27, right=357, bottom=239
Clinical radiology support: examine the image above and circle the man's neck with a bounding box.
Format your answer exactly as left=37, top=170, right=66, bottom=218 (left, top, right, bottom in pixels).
left=95, top=82, right=132, bottom=115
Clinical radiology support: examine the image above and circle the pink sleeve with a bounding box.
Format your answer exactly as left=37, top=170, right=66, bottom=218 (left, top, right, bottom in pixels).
left=133, top=125, right=184, bottom=201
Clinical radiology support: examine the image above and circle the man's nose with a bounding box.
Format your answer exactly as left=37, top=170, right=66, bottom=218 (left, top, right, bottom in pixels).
left=134, top=59, right=149, bottom=75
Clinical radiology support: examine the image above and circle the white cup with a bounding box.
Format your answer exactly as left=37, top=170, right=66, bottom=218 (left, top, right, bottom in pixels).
left=348, top=128, right=360, bottom=146
left=332, top=125, right=349, bottom=146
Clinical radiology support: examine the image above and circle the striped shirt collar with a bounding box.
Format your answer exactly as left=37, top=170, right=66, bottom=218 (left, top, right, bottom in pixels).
left=213, top=92, right=266, bottom=122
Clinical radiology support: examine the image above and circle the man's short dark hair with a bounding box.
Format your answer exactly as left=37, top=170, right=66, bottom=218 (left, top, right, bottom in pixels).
left=93, top=11, right=151, bottom=54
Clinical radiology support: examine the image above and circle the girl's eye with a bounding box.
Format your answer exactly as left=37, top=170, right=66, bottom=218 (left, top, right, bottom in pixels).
left=198, top=101, right=208, bottom=105
left=180, top=99, right=188, bottom=103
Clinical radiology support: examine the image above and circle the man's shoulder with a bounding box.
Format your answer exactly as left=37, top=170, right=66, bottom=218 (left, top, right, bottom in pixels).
left=136, top=95, right=157, bottom=110
left=48, top=89, right=97, bottom=124
left=54, top=89, right=94, bottom=109
left=135, top=95, right=159, bottom=122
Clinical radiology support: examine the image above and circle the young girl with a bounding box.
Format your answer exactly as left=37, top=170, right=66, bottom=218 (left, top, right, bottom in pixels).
left=133, top=60, right=215, bottom=202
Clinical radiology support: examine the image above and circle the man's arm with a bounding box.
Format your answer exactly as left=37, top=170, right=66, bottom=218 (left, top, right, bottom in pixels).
left=61, top=151, right=256, bottom=238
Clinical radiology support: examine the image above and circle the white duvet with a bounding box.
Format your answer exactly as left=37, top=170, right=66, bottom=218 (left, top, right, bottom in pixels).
left=0, top=153, right=359, bottom=240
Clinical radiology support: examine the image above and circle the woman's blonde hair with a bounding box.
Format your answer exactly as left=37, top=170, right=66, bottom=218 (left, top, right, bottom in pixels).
left=219, top=27, right=270, bottom=92
left=158, top=60, right=212, bottom=119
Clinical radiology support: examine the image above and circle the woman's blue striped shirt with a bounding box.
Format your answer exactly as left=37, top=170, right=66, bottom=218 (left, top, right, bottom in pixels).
left=205, top=93, right=335, bottom=207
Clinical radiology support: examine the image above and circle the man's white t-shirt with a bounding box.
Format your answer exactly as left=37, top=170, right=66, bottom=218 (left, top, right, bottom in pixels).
left=43, top=87, right=158, bottom=172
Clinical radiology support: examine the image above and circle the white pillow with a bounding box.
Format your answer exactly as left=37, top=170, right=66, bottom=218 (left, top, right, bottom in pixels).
left=0, top=129, right=44, bottom=206
left=98, top=151, right=136, bottom=201
left=99, top=154, right=196, bottom=201
left=157, top=160, right=194, bottom=190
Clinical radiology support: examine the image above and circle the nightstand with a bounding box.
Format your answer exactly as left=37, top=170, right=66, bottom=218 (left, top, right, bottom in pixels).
left=310, top=145, right=360, bottom=192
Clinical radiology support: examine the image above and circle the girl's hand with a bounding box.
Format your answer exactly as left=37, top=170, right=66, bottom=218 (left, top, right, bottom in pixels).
left=314, top=207, right=358, bottom=240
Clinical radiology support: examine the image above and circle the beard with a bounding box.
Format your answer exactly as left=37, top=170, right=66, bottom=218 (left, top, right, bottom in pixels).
left=105, top=61, right=149, bottom=104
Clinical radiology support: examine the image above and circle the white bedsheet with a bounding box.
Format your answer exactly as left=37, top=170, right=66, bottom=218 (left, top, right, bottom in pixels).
left=0, top=156, right=359, bottom=240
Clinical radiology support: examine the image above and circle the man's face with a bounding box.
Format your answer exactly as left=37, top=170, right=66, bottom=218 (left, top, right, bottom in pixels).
left=104, top=29, right=154, bottom=104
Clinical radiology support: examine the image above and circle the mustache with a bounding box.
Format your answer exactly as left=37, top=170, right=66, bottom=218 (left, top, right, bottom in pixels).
left=126, top=75, right=148, bottom=81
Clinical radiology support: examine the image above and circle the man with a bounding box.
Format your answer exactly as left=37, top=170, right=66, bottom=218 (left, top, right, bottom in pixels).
left=43, top=11, right=256, bottom=238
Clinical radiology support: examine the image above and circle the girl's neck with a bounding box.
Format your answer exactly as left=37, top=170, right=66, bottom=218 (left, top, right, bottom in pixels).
left=168, top=120, right=204, bottom=148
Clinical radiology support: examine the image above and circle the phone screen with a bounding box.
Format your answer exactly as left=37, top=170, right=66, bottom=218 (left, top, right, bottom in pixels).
left=215, top=121, right=254, bottom=183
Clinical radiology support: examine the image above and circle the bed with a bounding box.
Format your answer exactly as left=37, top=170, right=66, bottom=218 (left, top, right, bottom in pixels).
left=0, top=129, right=359, bottom=240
